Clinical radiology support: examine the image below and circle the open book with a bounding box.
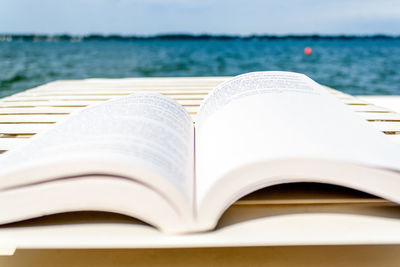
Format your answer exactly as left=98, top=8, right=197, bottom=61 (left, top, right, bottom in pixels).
left=0, top=71, right=400, bottom=234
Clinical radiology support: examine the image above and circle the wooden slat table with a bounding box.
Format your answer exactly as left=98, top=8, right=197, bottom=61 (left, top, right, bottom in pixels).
left=1, top=77, right=400, bottom=266
left=0, top=77, right=399, bottom=153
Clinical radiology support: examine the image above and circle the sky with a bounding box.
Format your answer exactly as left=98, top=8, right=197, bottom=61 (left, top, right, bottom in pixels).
left=1, top=0, right=400, bottom=35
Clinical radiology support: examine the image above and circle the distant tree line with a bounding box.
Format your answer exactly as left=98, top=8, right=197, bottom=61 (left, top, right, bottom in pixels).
left=0, top=33, right=399, bottom=42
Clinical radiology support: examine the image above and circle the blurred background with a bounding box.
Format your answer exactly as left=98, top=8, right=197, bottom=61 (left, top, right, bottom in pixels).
left=0, top=0, right=399, bottom=97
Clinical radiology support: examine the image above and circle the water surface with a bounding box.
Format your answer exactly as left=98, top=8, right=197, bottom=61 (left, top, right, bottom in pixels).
left=1, top=39, right=399, bottom=97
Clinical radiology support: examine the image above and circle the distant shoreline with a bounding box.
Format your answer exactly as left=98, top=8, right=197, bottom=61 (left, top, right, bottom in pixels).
left=1, top=33, right=400, bottom=42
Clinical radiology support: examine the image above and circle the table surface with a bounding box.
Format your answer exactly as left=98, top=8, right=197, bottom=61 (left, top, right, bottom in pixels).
left=1, top=76, right=399, bottom=152
left=0, top=77, right=400, bottom=258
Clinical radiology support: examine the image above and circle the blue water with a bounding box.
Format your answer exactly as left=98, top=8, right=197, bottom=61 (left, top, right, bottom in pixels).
left=1, top=39, right=400, bottom=97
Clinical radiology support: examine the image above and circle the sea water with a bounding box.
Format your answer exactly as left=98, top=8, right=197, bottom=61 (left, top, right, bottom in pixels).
left=0, top=39, right=399, bottom=97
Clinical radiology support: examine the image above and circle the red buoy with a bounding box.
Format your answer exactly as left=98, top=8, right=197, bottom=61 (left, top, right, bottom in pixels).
left=304, top=47, right=312, bottom=55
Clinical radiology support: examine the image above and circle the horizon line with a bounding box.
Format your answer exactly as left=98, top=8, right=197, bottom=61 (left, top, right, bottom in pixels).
left=1, top=33, right=400, bottom=41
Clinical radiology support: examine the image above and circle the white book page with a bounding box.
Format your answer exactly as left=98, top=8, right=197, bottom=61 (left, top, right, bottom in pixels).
left=195, top=72, right=400, bottom=226
left=0, top=94, right=194, bottom=203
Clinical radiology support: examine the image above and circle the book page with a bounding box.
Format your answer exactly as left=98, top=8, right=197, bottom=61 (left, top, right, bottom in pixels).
left=195, top=71, right=400, bottom=227
left=0, top=94, right=194, bottom=202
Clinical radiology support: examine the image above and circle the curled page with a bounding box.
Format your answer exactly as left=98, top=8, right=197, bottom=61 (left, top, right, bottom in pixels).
left=195, top=71, right=400, bottom=229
